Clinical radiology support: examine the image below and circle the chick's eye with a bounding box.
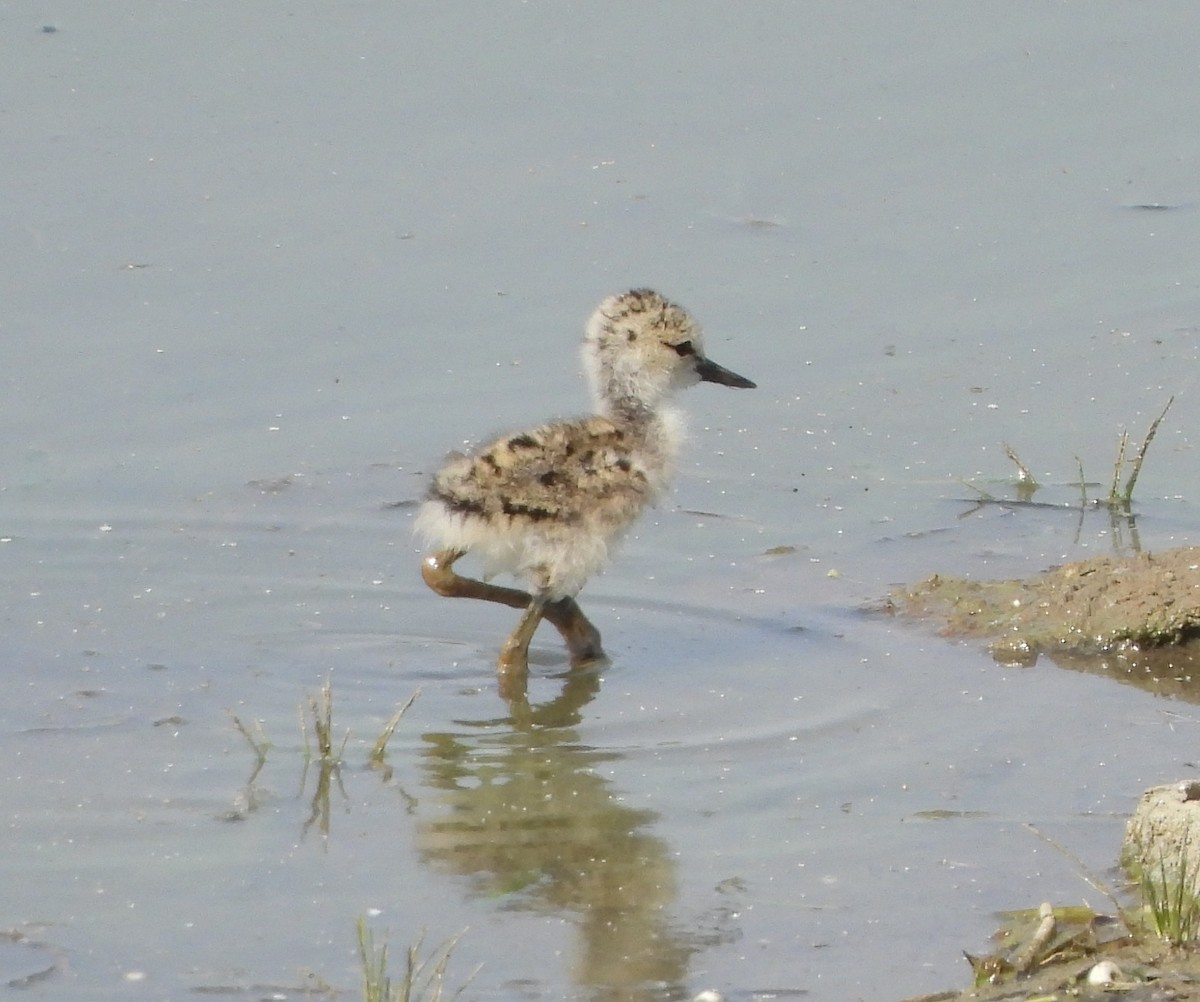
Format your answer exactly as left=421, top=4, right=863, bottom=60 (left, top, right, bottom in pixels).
left=670, top=340, right=695, bottom=357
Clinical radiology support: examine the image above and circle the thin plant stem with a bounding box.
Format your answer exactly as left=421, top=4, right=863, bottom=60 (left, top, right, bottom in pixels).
left=1141, top=828, right=1199, bottom=946
left=1002, top=443, right=1039, bottom=488
left=1108, top=430, right=1129, bottom=507
left=1023, top=823, right=1130, bottom=923
left=370, top=689, right=421, bottom=770
left=1123, top=395, right=1174, bottom=504
left=229, top=713, right=270, bottom=769
left=1074, top=455, right=1088, bottom=507
left=356, top=919, right=477, bottom=1002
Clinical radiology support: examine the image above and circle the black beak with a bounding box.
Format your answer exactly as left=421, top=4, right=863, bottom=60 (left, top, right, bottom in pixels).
left=696, top=356, right=756, bottom=389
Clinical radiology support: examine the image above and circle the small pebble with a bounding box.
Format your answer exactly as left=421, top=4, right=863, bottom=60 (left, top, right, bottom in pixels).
left=1086, top=959, right=1122, bottom=985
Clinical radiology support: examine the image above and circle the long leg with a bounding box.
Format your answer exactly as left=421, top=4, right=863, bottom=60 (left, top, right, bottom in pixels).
left=421, top=549, right=605, bottom=666
left=497, top=595, right=547, bottom=672
left=544, top=595, right=604, bottom=664
left=422, top=549, right=532, bottom=611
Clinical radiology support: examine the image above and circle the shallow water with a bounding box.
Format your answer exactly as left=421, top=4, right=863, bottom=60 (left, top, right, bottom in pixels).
left=4, top=5, right=1200, bottom=1000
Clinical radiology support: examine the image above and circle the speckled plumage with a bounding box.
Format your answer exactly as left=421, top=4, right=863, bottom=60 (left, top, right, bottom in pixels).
left=421, top=413, right=677, bottom=599
left=415, top=288, right=754, bottom=680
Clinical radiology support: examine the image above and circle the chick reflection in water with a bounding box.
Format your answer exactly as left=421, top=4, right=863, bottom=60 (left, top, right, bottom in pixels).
left=417, top=289, right=755, bottom=694
left=417, top=719, right=709, bottom=996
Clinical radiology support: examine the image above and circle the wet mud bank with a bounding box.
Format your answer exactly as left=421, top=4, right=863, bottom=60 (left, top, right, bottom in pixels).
left=886, top=545, right=1200, bottom=681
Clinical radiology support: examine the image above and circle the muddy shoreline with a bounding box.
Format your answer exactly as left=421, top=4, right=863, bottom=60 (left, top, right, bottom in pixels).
left=889, top=547, right=1200, bottom=1000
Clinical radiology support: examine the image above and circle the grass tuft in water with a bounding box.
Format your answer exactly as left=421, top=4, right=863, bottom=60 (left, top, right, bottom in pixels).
left=230, top=713, right=270, bottom=772
left=302, top=676, right=350, bottom=765
left=233, top=679, right=421, bottom=836
left=356, top=918, right=476, bottom=1002
left=369, top=689, right=421, bottom=774
left=1029, top=822, right=1200, bottom=948
left=1108, top=395, right=1173, bottom=510
left=1140, top=832, right=1200, bottom=947
left=1001, top=442, right=1040, bottom=503
left=969, top=398, right=1173, bottom=549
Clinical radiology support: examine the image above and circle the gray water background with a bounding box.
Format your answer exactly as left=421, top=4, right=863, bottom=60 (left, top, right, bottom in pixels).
left=4, top=5, right=1200, bottom=1000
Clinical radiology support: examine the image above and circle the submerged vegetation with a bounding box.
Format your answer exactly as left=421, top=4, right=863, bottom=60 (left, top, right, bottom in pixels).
left=961, top=902, right=1124, bottom=989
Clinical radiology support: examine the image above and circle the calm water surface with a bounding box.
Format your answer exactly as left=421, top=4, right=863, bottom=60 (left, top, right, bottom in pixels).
left=4, top=6, right=1200, bottom=1000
